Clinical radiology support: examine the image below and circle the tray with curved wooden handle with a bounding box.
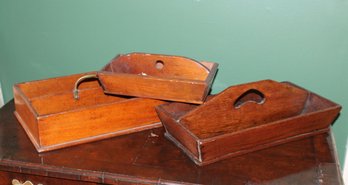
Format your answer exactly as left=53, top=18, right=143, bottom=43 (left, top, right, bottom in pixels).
left=76, top=53, right=218, bottom=104
left=156, top=80, right=342, bottom=166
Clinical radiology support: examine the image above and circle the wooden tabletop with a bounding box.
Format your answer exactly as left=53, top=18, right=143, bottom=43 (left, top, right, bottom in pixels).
left=0, top=100, right=343, bottom=184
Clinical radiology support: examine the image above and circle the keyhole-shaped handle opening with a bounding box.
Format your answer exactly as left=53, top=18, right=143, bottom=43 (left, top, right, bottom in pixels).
left=234, top=89, right=265, bottom=108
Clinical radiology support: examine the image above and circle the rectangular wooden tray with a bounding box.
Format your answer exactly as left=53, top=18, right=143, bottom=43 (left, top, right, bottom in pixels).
left=156, top=80, right=342, bottom=166
left=13, top=72, right=165, bottom=152
left=96, top=53, right=218, bottom=104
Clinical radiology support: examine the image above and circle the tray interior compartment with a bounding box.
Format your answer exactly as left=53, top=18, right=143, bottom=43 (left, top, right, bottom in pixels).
left=16, top=74, right=130, bottom=116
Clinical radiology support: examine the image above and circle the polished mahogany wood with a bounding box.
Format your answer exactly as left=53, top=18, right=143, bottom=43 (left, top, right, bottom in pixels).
left=156, top=80, right=342, bottom=165
left=13, top=72, right=165, bottom=153
left=0, top=101, right=343, bottom=184
left=98, top=53, right=218, bottom=104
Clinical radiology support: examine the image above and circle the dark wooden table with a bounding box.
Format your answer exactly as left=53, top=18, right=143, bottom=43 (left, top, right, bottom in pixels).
left=0, top=101, right=344, bottom=185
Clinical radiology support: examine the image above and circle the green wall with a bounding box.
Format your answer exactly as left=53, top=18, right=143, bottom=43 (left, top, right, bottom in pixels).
left=1, top=0, right=347, bottom=166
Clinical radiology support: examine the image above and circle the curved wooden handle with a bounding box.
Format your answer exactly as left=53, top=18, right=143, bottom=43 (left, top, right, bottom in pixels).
left=73, top=74, right=98, bottom=100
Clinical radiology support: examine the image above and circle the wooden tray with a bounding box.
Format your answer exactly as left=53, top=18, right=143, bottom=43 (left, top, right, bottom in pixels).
left=156, top=80, right=342, bottom=166
left=74, top=53, right=218, bottom=104
left=13, top=72, right=165, bottom=152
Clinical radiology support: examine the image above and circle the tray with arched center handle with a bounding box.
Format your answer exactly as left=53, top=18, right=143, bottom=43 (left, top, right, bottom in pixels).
left=156, top=80, right=342, bottom=166
left=73, top=52, right=218, bottom=104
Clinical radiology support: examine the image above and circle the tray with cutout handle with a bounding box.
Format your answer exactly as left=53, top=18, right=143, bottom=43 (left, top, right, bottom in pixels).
left=156, top=80, right=342, bottom=166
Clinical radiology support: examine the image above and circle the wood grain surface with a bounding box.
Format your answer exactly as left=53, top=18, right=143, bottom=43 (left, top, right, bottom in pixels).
left=98, top=53, right=218, bottom=104
left=0, top=101, right=343, bottom=184
left=13, top=72, right=165, bottom=152
left=157, top=80, right=342, bottom=165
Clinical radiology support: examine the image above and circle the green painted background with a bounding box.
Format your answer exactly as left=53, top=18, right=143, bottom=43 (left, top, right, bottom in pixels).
left=1, top=0, right=347, bottom=166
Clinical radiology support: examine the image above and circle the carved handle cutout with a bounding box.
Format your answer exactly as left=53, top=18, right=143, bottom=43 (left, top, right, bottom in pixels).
left=234, top=89, right=265, bottom=108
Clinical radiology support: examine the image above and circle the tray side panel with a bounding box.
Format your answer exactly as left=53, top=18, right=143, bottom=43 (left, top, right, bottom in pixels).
left=30, top=88, right=125, bottom=116
left=201, top=62, right=218, bottom=102
left=37, top=98, right=164, bottom=147
left=200, top=107, right=341, bottom=164
left=99, top=73, right=208, bottom=104
left=13, top=86, right=40, bottom=146
left=15, top=72, right=98, bottom=100
left=105, top=53, right=211, bottom=81
left=156, top=106, right=199, bottom=158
